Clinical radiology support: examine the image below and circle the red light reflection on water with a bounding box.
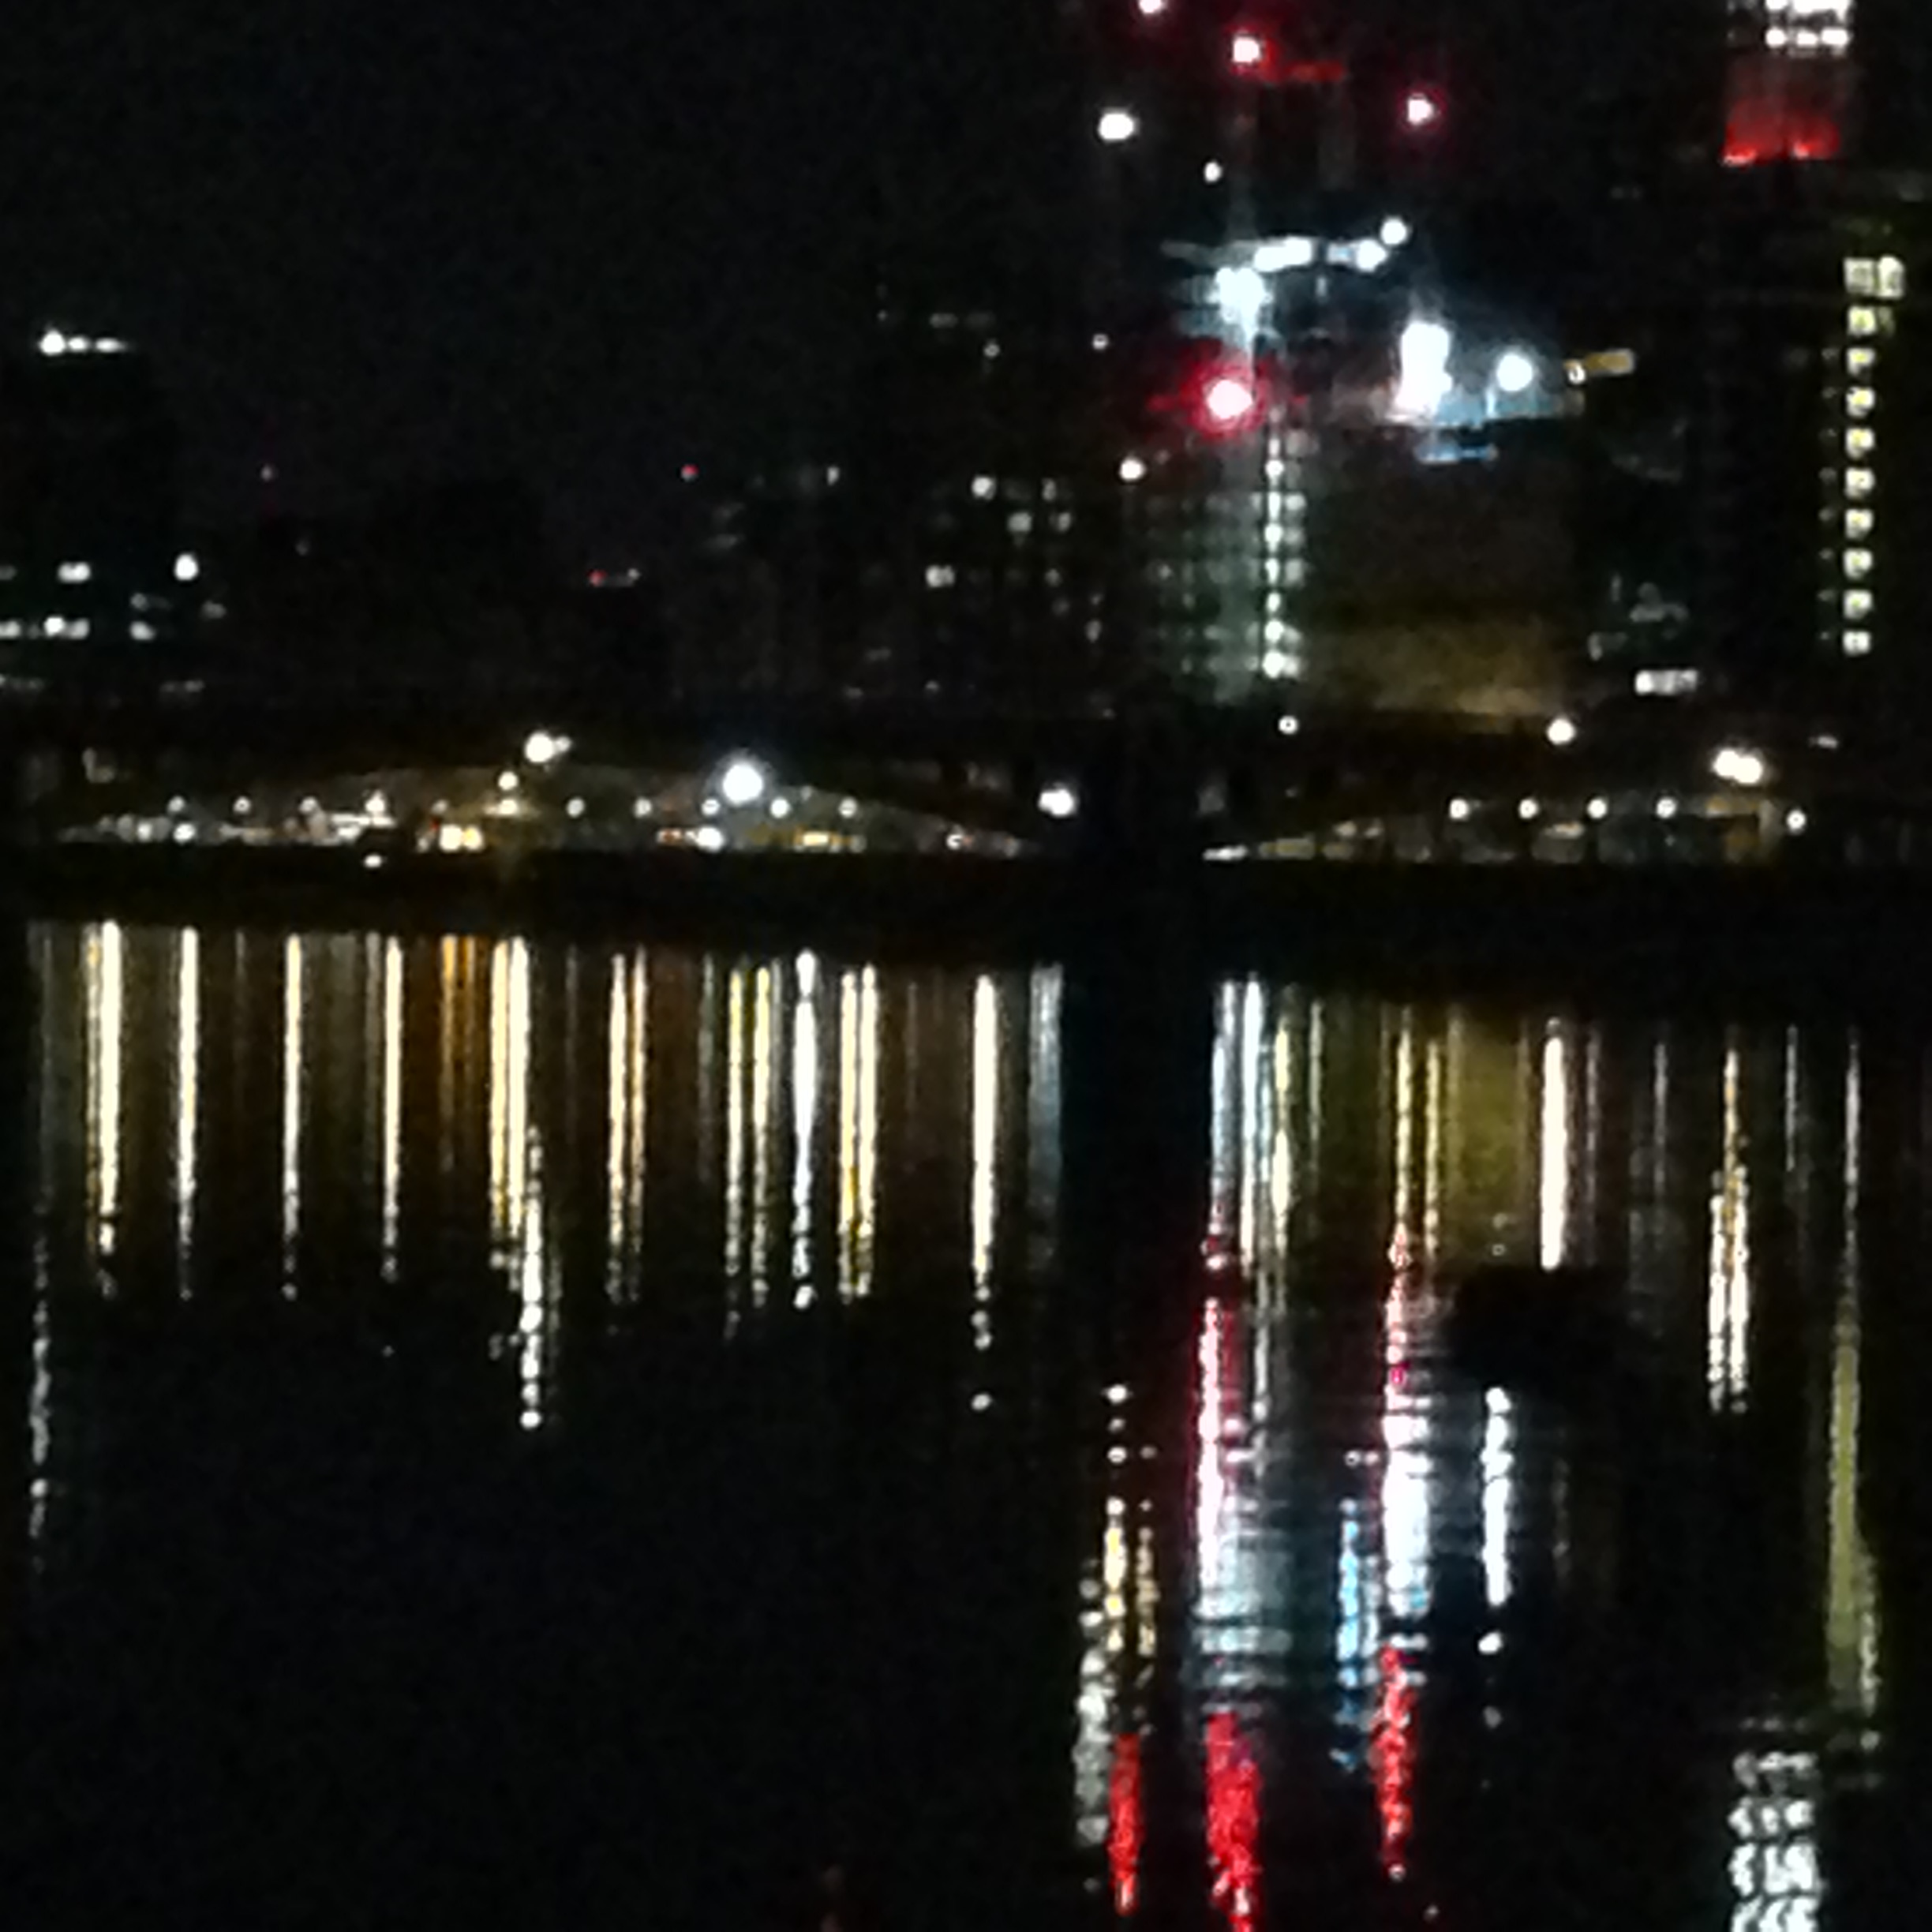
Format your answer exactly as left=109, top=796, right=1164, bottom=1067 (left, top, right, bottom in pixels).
left=1206, top=1712, right=1262, bottom=1930
left=1110, top=1733, right=1144, bottom=1915
left=1373, top=1643, right=1417, bottom=1881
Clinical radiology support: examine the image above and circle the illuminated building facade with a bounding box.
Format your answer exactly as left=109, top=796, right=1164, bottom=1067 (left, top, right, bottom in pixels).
left=834, top=293, right=1133, bottom=706
left=1698, top=178, right=1932, bottom=707
left=0, top=332, right=188, bottom=657
left=1076, top=4, right=1578, bottom=708
left=1700, top=0, right=1932, bottom=710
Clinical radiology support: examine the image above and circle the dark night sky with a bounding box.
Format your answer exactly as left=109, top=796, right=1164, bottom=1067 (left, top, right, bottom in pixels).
left=0, top=0, right=1696, bottom=558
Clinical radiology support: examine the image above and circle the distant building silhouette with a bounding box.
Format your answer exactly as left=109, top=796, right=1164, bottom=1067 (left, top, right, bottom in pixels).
left=0, top=331, right=188, bottom=659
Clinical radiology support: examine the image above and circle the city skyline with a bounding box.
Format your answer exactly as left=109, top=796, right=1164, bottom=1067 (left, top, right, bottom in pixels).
left=0, top=0, right=1787, bottom=554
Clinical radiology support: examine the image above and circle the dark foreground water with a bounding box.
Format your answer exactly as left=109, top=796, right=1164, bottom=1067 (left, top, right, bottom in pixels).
left=2, top=920, right=1928, bottom=1930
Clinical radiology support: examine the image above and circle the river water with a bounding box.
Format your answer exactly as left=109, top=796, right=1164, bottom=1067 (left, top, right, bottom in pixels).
left=2, top=919, right=1926, bottom=1930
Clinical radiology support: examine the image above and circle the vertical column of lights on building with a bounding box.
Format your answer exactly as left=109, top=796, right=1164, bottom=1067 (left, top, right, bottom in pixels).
left=1829, top=252, right=1904, bottom=659
left=1724, top=0, right=1855, bottom=166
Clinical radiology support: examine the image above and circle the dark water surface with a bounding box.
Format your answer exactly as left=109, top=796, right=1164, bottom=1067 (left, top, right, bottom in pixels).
left=2, top=920, right=1928, bottom=1929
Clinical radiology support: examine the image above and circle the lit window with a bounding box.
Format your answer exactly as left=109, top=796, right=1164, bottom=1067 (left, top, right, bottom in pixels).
left=1848, top=346, right=1878, bottom=376
left=1008, top=511, right=1033, bottom=537
left=58, top=561, right=92, bottom=585
left=1847, top=507, right=1874, bottom=538
left=1848, top=307, right=1880, bottom=337
left=1844, top=258, right=1877, bottom=296
left=1844, top=629, right=1873, bottom=657
left=1844, top=549, right=1874, bottom=579
left=1847, top=468, right=1875, bottom=498
left=1844, top=590, right=1874, bottom=620
left=925, top=564, right=956, bottom=590
left=1847, top=426, right=1876, bottom=457
left=1879, top=256, right=1908, bottom=299
left=1847, top=386, right=1876, bottom=417
left=972, top=476, right=996, bottom=500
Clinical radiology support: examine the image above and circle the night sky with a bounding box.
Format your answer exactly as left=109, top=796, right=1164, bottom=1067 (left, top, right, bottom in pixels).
left=0, top=0, right=1697, bottom=558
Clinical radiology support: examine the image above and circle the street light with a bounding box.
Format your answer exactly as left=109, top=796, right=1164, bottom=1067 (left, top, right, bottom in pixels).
left=1098, top=107, right=1140, bottom=144
left=717, top=756, right=770, bottom=809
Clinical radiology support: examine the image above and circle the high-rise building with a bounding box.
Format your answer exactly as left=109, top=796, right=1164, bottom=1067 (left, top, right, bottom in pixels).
left=1698, top=2, right=1932, bottom=713
left=0, top=331, right=188, bottom=657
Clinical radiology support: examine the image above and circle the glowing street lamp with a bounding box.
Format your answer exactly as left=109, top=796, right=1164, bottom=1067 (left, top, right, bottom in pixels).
left=717, top=755, right=770, bottom=809
left=1098, top=107, right=1140, bottom=144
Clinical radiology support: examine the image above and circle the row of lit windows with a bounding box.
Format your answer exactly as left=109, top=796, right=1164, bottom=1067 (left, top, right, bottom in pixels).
left=1825, top=253, right=1908, bottom=660
left=0, top=616, right=161, bottom=642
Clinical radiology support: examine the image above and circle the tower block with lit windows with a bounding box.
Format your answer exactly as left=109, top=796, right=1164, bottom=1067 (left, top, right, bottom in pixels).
left=1698, top=2, right=1932, bottom=712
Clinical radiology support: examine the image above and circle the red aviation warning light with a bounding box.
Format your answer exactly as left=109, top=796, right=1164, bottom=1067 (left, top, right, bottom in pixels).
left=1200, top=369, right=1264, bottom=434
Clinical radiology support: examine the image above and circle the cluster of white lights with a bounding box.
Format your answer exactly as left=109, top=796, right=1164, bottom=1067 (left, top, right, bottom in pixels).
left=1713, top=745, right=1771, bottom=788
left=1760, top=0, right=1853, bottom=54
left=37, top=329, right=129, bottom=358
left=1833, top=254, right=1906, bottom=659
left=1259, top=420, right=1305, bottom=679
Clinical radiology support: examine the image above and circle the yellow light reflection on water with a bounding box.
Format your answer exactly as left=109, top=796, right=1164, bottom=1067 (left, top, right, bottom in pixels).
left=490, top=938, right=532, bottom=1247
left=174, top=929, right=200, bottom=1296
left=84, top=921, right=124, bottom=1284
left=1390, top=1012, right=1418, bottom=1267
left=1238, top=979, right=1265, bottom=1270
left=605, top=951, right=648, bottom=1303
left=517, top=1140, right=556, bottom=1432
left=972, top=975, right=1000, bottom=1354
left=1537, top=1021, right=1571, bottom=1270
left=1707, top=1040, right=1752, bottom=1411
left=751, top=964, right=775, bottom=1310
left=1827, top=1041, right=1880, bottom=1720
left=380, top=938, right=402, bottom=1283
left=282, top=936, right=304, bottom=1297
left=1481, top=1387, right=1515, bottom=1613
left=724, top=966, right=748, bottom=1319
left=838, top=967, right=879, bottom=1301
left=792, top=953, right=819, bottom=1305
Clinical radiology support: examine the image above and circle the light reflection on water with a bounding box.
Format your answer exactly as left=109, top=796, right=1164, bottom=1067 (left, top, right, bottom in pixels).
left=9, top=923, right=1923, bottom=1928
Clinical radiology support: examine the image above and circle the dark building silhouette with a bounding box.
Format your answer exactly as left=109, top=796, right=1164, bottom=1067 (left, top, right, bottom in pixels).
left=1694, top=5, right=1932, bottom=713
left=0, top=332, right=187, bottom=657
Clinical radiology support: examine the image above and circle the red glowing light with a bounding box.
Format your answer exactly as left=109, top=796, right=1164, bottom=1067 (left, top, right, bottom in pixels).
left=1724, top=53, right=1847, bottom=166
left=1372, top=1644, right=1417, bottom=1881
left=1109, top=1734, right=1144, bottom=1915
left=1202, top=373, right=1261, bottom=432
left=1206, top=1713, right=1262, bottom=1931
left=680, top=462, right=700, bottom=482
